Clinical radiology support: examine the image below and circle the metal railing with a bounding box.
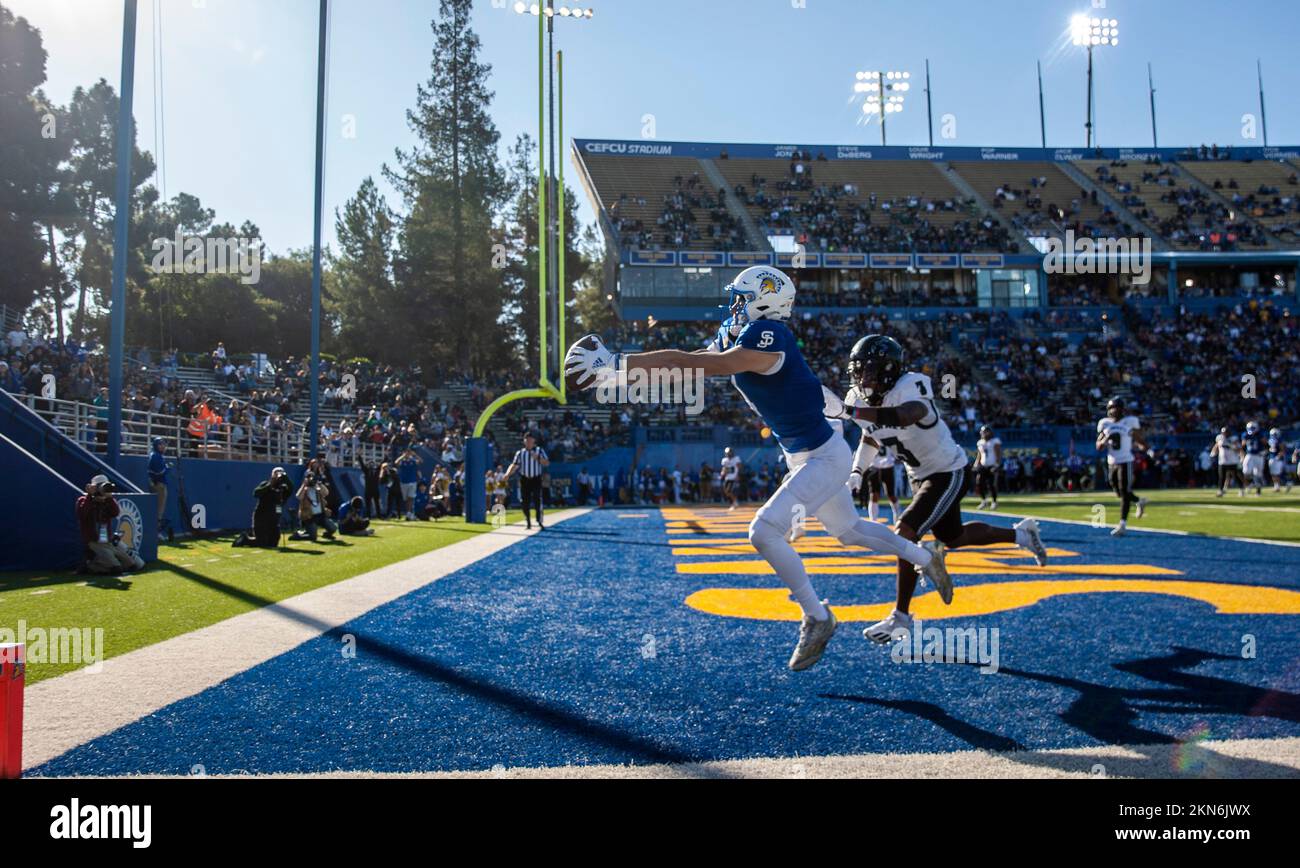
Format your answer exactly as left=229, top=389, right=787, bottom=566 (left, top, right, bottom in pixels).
left=21, top=394, right=398, bottom=468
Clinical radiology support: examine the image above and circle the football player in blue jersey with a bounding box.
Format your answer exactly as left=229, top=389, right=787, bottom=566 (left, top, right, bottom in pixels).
left=565, top=266, right=950, bottom=671
left=1241, top=421, right=1266, bottom=496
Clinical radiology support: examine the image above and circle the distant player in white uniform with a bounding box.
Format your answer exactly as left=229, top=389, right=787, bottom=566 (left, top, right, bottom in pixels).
left=566, top=268, right=952, bottom=671
left=719, top=447, right=742, bottom=510
left=974, top=425, right=1002, bottom=510
left=839, top=335, right=1048, bottom=644
left=1212, top=427, right=1245, bottom=497
left=1095, top=397, right=1148, bottom=536
left=1266, top=428, right=1289, bottom=493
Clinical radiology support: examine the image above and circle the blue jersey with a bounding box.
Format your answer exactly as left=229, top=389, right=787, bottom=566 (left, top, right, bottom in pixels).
left=1268, top=435, right=1284, bottom=456
left=732, top=320, right=833, bottom=454
left=1241, top=431, right=1266, bottom=455
left=148, top=451, right=169, bottom=485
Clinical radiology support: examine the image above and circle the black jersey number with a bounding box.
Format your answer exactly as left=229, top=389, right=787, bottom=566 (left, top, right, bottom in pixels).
left=877, top=436, right=921, bottom=468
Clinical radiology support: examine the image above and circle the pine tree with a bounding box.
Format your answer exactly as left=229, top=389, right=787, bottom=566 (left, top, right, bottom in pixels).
left=385, top=0, right=507, bottom=375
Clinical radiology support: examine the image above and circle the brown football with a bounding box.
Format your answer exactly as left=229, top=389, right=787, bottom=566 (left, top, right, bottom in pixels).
left=565, top=334, right=605, bottom=393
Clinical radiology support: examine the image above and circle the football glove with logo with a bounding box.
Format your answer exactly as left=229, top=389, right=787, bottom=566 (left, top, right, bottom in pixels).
left=564, top=335, right=623, bottom=390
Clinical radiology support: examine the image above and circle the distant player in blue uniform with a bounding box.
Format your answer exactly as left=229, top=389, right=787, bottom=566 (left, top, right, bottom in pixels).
left=1241, top=421, right=1266, bottom=496
left=565, top=266, right=949, bottom=671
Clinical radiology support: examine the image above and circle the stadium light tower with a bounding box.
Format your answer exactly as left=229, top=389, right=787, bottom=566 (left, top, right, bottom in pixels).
left=855, top=70, right=910, bottom=146
left=1071, top=13, right=1119, bottom=149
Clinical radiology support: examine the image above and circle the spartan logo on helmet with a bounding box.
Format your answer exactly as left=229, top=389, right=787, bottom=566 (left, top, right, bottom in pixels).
left=724, top=266, right=796, bottom=328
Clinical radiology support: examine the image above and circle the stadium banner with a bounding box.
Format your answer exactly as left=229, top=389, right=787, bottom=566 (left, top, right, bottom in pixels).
left=870, top=253, right=914, bottom=269
left=962, top=253, right=1007, bottom=268
left=628, top=249, right=676, bottom=266
left=775, top=251, right=820, bottom=268
left=821, top=253, right=869, bottom=269
left=678, top=251, right=726, bottom=267
left=576, top=138, right=1300, bottom=163
left=727, top=251, right=774, bottom=267
left=914, top=253, right=961, bottom=269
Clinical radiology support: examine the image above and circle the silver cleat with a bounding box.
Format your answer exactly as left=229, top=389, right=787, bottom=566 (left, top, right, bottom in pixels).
left=789, top=603, right=837, bottom=671
left=920, top=539, right=953, bottom=605
left=1014, top=517, right=1048, bottom=566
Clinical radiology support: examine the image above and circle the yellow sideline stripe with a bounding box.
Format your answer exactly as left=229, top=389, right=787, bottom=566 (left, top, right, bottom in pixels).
left=685, top=580, right=1300, bottom=622
left=675, top=560, right=1180, bottom=576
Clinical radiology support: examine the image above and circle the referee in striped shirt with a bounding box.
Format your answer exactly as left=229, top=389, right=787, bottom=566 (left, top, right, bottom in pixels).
left=505, top=432, right=550, bottom=530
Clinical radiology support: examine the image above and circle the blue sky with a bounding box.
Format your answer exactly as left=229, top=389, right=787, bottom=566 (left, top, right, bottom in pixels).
left=11, top=0, right=1300, bottom=252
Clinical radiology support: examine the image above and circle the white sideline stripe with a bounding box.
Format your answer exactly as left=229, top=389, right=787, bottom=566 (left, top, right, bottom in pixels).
left=985, top=509, right=1300, bottom=549
left=23, top=509, right=590, bottom=772
left=93, top=735, right=1300, bottom=780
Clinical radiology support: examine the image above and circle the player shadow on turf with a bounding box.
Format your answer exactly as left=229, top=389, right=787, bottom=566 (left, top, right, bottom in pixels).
left=819, top=695, right=1026, bottom=753
left=969, top=646, right=1300, bottom=778
left=148, top=560, right=739, bottom=778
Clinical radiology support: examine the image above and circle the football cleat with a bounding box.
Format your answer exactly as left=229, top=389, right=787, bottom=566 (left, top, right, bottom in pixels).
left=1135, top=498, right=1148, bottom=519
left=864, top=609, right=914, bottom=645
left=1014, top=517, right=1048, bottom=566
left=920, top=540, right=954, bottom=605
left=789, top=604, right=837, bottom=671
left=1111, top=521, right=1127, bottom=537
left=787, top=522, right=806, bottom=543
left=976, top=499, right=989, bottom=510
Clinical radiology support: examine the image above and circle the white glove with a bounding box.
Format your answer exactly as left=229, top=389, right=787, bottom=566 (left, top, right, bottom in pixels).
left=565, top=336, right=621, bottom=390
left=848, top=469, right=863, bottom=493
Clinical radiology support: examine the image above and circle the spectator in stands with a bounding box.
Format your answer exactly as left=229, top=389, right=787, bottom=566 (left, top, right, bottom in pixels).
left=76, top=475, right=146, bottom=575
left=0, top=360, right=20, bottom=393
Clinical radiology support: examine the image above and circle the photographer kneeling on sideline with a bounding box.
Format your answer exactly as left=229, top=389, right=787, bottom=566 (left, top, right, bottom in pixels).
left=338, top=496, right=375, bottom=537
left=233, top=467, right=294, bottom=548
left=77, top=475, right=146, bottom=574
left=292, top=472, right=337, bottom=541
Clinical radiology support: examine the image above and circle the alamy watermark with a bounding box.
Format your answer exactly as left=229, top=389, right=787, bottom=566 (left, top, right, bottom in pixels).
left=888, top=619, right=1000, bottom=674
left=1043, top=229, right=1152, bottom=286
left=150, top=229, right=262, bottom=285
left=0, top=621, right=105, bottom=672
left=592, top=367, right=706, bottom=416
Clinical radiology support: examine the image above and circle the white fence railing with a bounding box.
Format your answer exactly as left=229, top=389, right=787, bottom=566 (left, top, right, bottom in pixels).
left=19, top=394, right=419, bottom=468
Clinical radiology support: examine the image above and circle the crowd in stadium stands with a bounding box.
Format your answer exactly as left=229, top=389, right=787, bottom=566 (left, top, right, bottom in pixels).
left=4, top=290, right=1297, bottom=489
left=607, top=170, right=744, bottom=250
left=1090, top=159, right=1269, bottom=250
left=733, top=163, right=1017, bottom=255
left=1209, top=170, right=1300, bottom=243
left=991, top=175, right=1139, bottom=243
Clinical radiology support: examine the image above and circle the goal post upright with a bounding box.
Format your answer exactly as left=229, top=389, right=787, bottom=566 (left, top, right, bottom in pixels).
left=467, top=6, right=567, bottom=524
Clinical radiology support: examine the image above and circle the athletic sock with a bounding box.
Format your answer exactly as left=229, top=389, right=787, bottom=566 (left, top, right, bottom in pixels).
left=751, top=519, right=828, bottom=620
left=868, top=501, right=879, bottom=521
left=841, top=518, right=930, bottom=567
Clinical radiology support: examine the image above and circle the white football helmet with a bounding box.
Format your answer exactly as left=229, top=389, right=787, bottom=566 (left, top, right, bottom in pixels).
left=724, top=266, right=796, bottom=329
left=1246, top=421, right=1260, bottom=435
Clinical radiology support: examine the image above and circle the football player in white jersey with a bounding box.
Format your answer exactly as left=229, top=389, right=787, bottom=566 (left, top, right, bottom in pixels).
left=1266, top=428, right=1288, bottom=493
left=720, top=447, right=742, bottom=510
left=839, top=335, right=1048, bottom=644
left=974, top=425, right=1002, bottom=510
left=1211, top=427, right=1245, bottom=497
left=1095, top=397, right=1148, bottom=536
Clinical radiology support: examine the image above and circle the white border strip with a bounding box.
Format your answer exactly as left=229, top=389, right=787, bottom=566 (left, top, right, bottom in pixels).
left=24, top=510, right=590, bottom=771
left=985, top=508, right=1300, bottom=549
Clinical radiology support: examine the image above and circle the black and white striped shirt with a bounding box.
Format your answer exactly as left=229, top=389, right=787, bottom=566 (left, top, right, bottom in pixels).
left=512, top=446, right=548, bottom=479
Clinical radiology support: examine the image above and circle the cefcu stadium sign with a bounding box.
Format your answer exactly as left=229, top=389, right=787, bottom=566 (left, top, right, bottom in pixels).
left=576, top=138, right=1300, bottom=163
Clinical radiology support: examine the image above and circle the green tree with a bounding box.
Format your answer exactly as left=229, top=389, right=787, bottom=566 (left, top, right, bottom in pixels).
left=385, top=0, right=507, bottom=375
left=330, top=177, right=396, bottom=361
left=0, top=5, right=72, bottom=321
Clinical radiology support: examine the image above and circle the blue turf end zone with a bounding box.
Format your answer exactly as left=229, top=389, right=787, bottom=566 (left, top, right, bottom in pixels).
left=32, top=509, right=1300, bottom=776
